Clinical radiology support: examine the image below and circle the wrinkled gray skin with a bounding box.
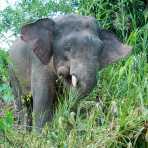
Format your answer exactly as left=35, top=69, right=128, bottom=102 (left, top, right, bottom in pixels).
left=9, top=15, right=131, bottom=132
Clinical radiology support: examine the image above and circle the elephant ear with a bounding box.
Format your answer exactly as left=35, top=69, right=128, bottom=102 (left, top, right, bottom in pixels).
left=21, top=18, right=55, bottom=65
left=98, top=29, right=132, bottom=68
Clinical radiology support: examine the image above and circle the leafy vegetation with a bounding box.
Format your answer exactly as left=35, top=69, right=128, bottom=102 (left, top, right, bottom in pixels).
left=0, top=50, right=13, bottom=102
left=0, top=0, right=148, bottom=147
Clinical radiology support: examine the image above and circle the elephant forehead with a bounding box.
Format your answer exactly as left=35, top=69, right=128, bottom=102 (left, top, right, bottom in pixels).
left=56, top=30, right=93, bottom=46
left=54, top=31, right=102, bottom=58
left=56, top=29, right=101, bottom=46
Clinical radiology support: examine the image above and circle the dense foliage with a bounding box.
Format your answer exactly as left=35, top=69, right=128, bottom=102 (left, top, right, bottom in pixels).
left=0, top=0, right=148, bottom=147
left=0, top=50, right=13, bottom=102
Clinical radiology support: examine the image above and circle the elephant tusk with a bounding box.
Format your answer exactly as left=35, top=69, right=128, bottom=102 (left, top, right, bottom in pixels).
left=71, top=75, right=77, bottom=87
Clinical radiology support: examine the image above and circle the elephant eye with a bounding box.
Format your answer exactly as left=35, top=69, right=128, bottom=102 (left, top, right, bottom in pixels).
left=64, top=42, right=71, bottom=51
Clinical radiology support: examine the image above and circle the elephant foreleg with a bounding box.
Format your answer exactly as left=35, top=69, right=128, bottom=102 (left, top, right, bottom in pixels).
left=31, top=64, right=56, bottom=132
left=8, top=64, right=24, bottom=125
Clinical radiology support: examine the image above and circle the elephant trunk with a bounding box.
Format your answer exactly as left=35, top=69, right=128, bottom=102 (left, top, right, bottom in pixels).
left=70, top=59, right=97, bottom=96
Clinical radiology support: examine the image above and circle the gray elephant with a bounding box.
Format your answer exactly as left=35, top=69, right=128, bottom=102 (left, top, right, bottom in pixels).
left=9, top=15, right=131, bottom=132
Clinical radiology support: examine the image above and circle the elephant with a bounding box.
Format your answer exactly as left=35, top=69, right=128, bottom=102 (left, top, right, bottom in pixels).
left=9, top=14, right=132, bottom=132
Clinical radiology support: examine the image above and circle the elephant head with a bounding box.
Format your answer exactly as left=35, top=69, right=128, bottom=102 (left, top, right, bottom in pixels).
left=21, top=15, right=132, bottom=97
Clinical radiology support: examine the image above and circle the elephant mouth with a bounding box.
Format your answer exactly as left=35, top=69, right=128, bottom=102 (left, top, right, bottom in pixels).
left=59, top=74, right=78, bottom=87
left=64, top=74, right=72, bottom=85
